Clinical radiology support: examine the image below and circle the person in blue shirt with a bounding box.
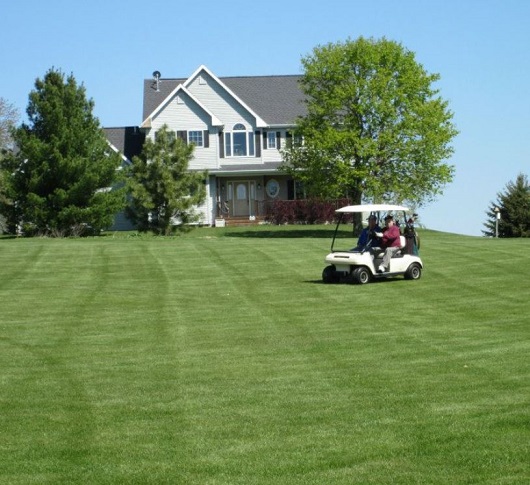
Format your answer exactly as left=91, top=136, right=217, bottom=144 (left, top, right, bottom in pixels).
left=354, top=215, right=381, bottom=251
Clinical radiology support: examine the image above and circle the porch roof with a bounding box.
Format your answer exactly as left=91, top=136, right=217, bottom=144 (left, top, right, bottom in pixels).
left=209, top=162, right=284, bottom=176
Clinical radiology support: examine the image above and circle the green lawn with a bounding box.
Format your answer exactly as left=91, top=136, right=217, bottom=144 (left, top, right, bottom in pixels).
left=0, top=227, right=528, bottom=484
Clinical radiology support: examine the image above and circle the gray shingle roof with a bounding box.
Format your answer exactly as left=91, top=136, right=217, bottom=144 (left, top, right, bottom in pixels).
left=104, top=126, right=145, bottom=161
left=222, top=75, right=306, bottom=125
left=143, top=78, right=186, bottom=122
left=143, top=74, right=307, bottom=126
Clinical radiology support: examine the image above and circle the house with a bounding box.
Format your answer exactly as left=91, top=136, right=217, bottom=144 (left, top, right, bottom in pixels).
left=103, top=126, right=145, bottom=230
left=106, top=65, right=307, bottom=228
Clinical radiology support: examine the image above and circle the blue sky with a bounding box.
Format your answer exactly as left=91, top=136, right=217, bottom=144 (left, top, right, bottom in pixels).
left=2, top=0, right=528, bottom=236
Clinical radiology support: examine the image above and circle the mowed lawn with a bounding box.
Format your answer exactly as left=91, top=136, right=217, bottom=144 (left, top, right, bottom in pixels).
left=0, top=226, right=528, bottom=484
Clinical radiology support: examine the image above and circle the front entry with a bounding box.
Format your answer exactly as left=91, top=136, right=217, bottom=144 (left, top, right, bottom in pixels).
left=233, top=181, right=250, bottom=217
left=222, top=180, right=256, bottom=217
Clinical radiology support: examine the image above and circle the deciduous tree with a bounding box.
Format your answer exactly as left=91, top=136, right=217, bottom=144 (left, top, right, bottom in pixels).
left=0, top=69, right=125, bottom=236
left=280, top=37, right=457, bottom=216
left=0, top=97, right=19, bottom=153
left=125, top=125, right=206, bottom=235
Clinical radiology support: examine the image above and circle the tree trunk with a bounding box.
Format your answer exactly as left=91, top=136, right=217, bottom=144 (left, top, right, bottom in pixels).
left=349, top=187, right=363, bottom=232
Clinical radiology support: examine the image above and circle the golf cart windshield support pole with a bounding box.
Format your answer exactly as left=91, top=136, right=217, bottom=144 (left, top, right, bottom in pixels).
left=330, top=213, right=344, bottom=252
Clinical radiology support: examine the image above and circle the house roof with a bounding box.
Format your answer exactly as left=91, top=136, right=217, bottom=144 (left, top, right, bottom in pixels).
left=223, top=75, right=306, bottom=126
left=103, top=126, right=145, bottom=161
left=143, top=73, right=307, bottom=126
left=143, top=78, right=186, bottom=121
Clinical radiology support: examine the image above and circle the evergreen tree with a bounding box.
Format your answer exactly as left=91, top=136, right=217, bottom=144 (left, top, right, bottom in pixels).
left=483, top=173, right=529, bottom=237
left=0, top=68, right=125, bottom=236
left=125, top=125, right=206, bottom=235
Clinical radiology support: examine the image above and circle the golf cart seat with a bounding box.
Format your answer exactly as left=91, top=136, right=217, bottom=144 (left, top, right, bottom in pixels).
left=389, top=236, right=407, bottom=258
left=374, top=236, right=407, bottom=259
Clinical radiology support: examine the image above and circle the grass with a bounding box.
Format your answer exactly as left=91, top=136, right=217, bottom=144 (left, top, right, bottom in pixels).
left=0, top=226, right=528, bottom=484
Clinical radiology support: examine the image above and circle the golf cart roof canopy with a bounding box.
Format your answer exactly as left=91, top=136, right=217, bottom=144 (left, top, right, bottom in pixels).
left=336, top=204, right=409, bottom=214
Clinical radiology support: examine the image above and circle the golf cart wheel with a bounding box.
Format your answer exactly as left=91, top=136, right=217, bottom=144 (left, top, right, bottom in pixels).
left=353, top=267, right=371, bottom=285
left=322, top=265, right=338, bottom=283
left=405, top=263, right=422, bottom=280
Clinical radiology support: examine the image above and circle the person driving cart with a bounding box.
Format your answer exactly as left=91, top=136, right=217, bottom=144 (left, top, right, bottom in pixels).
left=323, top=204, right=423, bottom=284
left=375, top=214, right=401, bottom=272
left=354, top=214, right=382, bottom=251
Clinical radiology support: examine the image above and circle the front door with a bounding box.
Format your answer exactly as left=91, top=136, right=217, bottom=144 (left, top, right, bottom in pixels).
left=233, top=182, right=250, bottom=217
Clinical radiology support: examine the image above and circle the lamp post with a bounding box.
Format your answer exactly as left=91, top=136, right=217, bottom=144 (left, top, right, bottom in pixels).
left=494, top=207, right=500, bottom=238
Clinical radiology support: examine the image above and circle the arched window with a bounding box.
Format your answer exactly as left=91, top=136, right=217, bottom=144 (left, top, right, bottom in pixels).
left=224, top=123, right=255, bottom=157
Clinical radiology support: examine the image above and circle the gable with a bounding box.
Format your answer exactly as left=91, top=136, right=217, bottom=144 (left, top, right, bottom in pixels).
left=142, top=67, right=307, bottom=127
left=141, top=83, right=222, bottom=129
left=143, top=77, right=186, bottom=121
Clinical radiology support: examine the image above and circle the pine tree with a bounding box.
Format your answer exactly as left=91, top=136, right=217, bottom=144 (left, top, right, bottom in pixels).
left=483, top=173, right=529, bottom=237
left=0, top=68, right=125, bottom=236
left=125, top=125, right=207, bottom=235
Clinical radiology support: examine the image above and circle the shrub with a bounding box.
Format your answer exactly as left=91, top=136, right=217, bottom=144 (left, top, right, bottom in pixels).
left=264, top=198, right=350, bottom=224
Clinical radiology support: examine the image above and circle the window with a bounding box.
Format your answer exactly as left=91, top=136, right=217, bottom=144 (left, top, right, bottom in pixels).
left=286, top=131, right=303, bottom=148
left=188, top=130, right=203, bottom=147
left=248, top=131, right=254, bottom=155
left=288, top=180, right=306, bottom=200
left=267, top=132, right=276, bottom=149
left=294, top=134, right=303, bottom=147
left=225, top=132, right=232, bottom=156
left=236, top=183, right=247, bottom=200
left=225, top=123, right=255, bottom=157
left=266, top=179, right=280, bottom=198
left=233, top=130, right=246, bottom=156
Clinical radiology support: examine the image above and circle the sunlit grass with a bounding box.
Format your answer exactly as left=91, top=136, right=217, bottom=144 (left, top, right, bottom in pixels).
left=0, top=227, right=528, bottom=484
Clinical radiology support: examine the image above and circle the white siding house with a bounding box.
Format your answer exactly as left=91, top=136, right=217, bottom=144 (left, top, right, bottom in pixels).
left=106, top=65, right=307, bottom=228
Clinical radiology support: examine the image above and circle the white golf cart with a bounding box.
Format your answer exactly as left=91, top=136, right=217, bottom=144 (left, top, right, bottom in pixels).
left=322, top=204, right=423, bottom=284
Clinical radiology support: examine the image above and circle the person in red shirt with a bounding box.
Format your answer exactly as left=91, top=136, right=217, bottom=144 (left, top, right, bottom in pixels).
left=376, top=215, right=402, bottom=273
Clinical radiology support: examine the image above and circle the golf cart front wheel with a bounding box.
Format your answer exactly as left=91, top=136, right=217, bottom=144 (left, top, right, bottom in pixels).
left=405, top=263, right=422, bottom=280
left=322, top=265, right=338, bottom=283
left=353, top=267, right=371, bottom=285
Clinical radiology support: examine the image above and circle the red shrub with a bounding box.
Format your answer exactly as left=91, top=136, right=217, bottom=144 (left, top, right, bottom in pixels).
left=264, top=199, right=350, bottom=225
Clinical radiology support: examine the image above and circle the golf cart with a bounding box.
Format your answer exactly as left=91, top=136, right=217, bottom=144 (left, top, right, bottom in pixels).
left=322, top=204, right=423, bottom=284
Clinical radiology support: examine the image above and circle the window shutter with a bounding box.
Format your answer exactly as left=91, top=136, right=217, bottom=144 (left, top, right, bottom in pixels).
left=262, top=131, right=267, bottom=150
left=255, top=131, right=261, bottom=157
left=203, top=130, right=209, bottom=148
left=276, top=132, right=281, bottom=150
left=177, top=130, right=187, bottom=144
left=286, top=131, right=293, bottom=149
left=219, top=131, right=224, bottom=158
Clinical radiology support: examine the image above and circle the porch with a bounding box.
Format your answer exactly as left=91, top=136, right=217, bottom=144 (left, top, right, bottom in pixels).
left=214, top=215, right=267, bottom=227
left=215, top=199, right=268, bottom=226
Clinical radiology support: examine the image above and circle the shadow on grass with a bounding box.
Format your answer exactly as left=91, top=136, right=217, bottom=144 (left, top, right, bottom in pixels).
left=304, top=277, right=398, bottom=285
left=223, top=228, right=353, bottom=239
